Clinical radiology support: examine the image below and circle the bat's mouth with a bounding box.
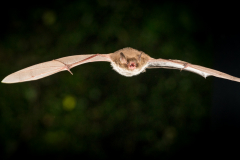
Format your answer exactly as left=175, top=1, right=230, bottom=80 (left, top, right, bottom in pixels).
left=128, top=62, right=136, bottom=70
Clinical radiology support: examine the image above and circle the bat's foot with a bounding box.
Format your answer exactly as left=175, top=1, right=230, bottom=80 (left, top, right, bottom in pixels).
left=53, top=59, right=73, bottom=75
left=180, top=63, right=189, bottom=71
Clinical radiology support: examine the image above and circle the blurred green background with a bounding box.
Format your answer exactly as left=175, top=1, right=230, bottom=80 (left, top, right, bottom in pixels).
left=0, top=0, right=231, bottom=159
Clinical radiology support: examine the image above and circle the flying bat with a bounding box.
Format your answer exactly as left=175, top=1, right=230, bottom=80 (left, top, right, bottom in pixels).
left=2, top=47, right=240, bottom=83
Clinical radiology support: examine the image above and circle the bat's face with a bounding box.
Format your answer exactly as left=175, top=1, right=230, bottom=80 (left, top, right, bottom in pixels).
left=110, top=47, right=150, bottom=77
left=118, top=52, right=138, bottom=71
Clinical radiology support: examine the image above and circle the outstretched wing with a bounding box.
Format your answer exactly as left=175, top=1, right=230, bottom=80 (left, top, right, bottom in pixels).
left=2, top=54, right=111, bottom=83
left=148, top=58, right=240, bottom=83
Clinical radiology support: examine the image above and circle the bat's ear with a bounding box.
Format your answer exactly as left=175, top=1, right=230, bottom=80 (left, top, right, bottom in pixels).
left=120, top=52, right=127, bottom=64
left=138, top=52, right=143, bottom=62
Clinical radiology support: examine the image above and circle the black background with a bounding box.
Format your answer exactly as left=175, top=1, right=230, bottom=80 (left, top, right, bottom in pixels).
left=1, top=1, right=240, bottom=159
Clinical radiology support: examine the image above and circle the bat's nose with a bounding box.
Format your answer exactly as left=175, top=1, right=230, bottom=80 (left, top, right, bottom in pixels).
left=128, top=62, right=136, bottom=70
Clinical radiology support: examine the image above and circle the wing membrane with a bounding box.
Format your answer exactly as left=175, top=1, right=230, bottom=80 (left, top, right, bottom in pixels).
left=2, top=54, right=111, bottom=83
left=148, top=58, right=240, bottom=83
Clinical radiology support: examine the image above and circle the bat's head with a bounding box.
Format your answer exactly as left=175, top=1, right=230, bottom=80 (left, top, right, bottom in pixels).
left=110, top=47, right=150, bottom=77
left=119, top=52, right=139, bottom=71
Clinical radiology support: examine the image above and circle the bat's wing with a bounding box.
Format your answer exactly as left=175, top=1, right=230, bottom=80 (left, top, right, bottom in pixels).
left=2, top=54, right=111, bottom=83
left=148, top=58, right=240, bottom=83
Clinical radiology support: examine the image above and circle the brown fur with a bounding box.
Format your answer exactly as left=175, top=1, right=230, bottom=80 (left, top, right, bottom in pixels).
left=109, top=47, right=150, bottom=71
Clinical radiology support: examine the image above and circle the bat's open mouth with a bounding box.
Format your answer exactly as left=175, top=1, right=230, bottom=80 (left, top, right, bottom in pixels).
left=128, top=62, right=136, bottom=70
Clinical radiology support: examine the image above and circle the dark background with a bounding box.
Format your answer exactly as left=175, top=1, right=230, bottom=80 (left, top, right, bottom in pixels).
left=1, top=0, right=240, bottom=159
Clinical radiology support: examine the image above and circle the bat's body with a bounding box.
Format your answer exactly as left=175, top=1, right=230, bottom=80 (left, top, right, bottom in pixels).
left=2, top=47, right=240, bottom=83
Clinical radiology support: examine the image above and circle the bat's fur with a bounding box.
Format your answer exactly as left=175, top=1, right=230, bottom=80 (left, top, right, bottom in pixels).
left=110, top=61, right=148, bottom=77
left=110, top=47, right=150, bottom=77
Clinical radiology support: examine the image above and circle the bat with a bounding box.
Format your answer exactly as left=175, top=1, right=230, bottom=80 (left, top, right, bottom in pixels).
left=2, top=47, right=240, bottom=83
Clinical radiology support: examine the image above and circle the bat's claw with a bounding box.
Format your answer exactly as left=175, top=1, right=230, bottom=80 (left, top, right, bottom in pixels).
left=53, top=59, right=73, bottom=75
left=180, top=63, right=189, bottom=71
left=66, top=67, right=73, bottom=75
